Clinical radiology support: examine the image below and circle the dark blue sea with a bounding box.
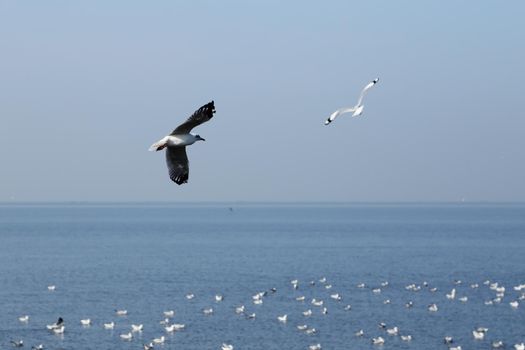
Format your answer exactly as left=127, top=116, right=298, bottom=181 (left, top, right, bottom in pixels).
left=0, top=203, right=524, bottom=349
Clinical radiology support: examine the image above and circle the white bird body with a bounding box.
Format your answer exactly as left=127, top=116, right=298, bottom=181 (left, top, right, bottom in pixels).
left=52, top=325, right=65, bottom=334
left=252, top=292, right=264, bottom=300
left=303, top=309, right=312, bottom=317
left=131, top=324, right=143, bottom=332
left=80, top=319, right=91, bottom=326
left=115, top=309, right=128, bottom=316
left=330, top=293, right=342, bottom=301
left=297, top=324, right=308, bottom=331
left=515, top=343, right=525, bottom=350
left=203, top=307, right=214, bottom=315
left=372, top=336, right=385, bottom=345
left=401, top=335, right=412, bottom=341
left=493, top=340, right=504, bottom=348
left=277, top=314, right=287, bottom=323
left=164, top=322, right=183, bottom=333
left=235, top=305, right=245, bottom=314
left=222, top=343, right=234, bottom=350
left=311, top=299, right=323, bottom=306
left=18, top=315, right=29, bottom=322
left=428, top=303, right=438, bottom=312
left=153, top=336, right=165, bottom=344
left=305, top=328, right=317, bottom=335
left=450, top=346, right=462, bottom=350
left=215, top=294, right=224, bottom=302
left=510, top=300, right=519, bottom=308
left=104, top=322, right=115, bottom=329
left=47, top=285, right=56, bottom=291
left=163, top=310, right=175, bottom=317
left=514, top=284, right=525, bottom=291
left=120, top=332, right=132, bottom=340
left=355, top=329, right=364, bottom=337
left=296, top=296, right=306, bottom=302
left=172, top=323, right=185, bottom=330
left=186, top=293, right=195, bottom=300
left=309, top=344, right=322, bottom=350
left=386, top=326, right=398, bottom=336
left=446, top=288, right=456, bottom=300
left=47, top=318, right=64, bottom=330
left=149, top=135, right=200, bottom=152
left=473, top=330, right=485, bottom=340
left=324, top=78, right=379, bottom=125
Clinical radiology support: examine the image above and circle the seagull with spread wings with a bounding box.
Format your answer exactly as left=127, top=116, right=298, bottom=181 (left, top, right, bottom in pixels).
left=149, top=101, right=216, bottom=185
left=324, top=78, right=378, bottom=125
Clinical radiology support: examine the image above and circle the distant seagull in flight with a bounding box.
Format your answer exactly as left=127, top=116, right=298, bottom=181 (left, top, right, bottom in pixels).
left=149, top=101, right=216, bottom=185
left=324, top=78, right=379, bottom=125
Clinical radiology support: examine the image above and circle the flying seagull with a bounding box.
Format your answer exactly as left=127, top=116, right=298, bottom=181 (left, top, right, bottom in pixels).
left=324, top=78, right=378, bottom=125
left=149, top=101, right=216, bottom=185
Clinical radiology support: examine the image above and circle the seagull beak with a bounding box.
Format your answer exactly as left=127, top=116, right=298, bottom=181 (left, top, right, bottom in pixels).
left=200, top=137, right=206, bottom=141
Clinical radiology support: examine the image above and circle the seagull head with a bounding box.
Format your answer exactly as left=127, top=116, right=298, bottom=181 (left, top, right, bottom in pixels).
left=195, top=134, right=206, bottom=141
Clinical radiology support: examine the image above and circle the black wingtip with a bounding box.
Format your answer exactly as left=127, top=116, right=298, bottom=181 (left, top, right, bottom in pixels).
left=201, top=101, right=215, bottom=115
left=171, top=173, right=189, bottom=185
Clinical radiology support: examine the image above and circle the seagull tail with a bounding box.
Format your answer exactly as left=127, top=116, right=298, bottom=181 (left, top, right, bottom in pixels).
left=149, top=138, right=168, bottom=151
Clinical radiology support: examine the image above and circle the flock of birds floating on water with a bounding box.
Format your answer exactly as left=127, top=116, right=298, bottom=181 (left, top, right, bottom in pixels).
left=149, top=79, right=379, bottom=185
left=8, top=278, right=525, bottom=350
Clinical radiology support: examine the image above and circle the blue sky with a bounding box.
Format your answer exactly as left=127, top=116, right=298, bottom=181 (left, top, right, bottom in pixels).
left=1, top=1, right=524, bottom=202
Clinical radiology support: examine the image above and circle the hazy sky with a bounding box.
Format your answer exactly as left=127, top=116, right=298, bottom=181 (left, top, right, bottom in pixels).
left=1, top=1, right=524, bottom=202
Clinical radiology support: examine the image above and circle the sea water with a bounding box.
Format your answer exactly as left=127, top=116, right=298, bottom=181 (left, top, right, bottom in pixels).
left=0, top=203, right=524, bottom=349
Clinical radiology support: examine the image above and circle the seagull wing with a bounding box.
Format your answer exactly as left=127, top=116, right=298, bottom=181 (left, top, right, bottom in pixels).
left=356, top=78, right=379, bottom=106
left=324, top=106, right=356, bottom=125
left=171, top=101, right=215, bottom=134
left=166, top=147, right=189, bottom=185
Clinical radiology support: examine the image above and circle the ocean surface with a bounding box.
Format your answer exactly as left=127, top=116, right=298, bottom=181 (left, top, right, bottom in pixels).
left=0, top=203, right=524, bottom=349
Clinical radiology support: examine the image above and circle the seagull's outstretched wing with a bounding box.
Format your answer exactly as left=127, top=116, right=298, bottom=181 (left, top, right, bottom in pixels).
left=172, top=101, right=215, bottom=134
left=166, top=147, right=189, bottom=185
left=324, top=107, right=356, bottom=125
left=356, top=78, right=379, bottom=106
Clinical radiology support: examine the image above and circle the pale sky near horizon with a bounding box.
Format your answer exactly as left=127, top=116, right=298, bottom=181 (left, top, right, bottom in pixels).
left=1, top=1, right=524, bottom=202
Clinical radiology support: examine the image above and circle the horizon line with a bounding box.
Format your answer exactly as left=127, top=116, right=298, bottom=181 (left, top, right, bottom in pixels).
left=1, top=200, right=524, bottom=206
